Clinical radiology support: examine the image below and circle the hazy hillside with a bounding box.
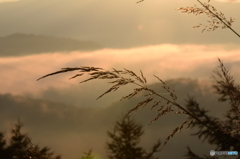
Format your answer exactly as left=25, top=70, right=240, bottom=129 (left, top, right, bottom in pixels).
left=0, top=78, right=229, bottom=159
left=0, top=33, right=103, bottom=56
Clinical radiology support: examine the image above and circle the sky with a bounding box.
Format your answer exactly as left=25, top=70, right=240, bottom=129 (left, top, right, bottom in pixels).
left=0, top=0, right=239, bottom=48
left=0, top=0, right=240, bottom=159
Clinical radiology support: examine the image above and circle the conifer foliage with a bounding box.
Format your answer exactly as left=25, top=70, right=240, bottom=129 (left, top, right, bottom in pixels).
left=106, top=116, right=161, bottom=159
left=0, top=120, right=61, bottom=159
left=184, top=59, right=240, bottom=158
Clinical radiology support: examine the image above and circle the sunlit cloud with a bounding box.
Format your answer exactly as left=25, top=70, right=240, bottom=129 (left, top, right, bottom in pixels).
left=0, top=0, right=19, bottom=3
left=215, top=0, right=240, bottom=3
left=1, top=44, right=240, bottom=96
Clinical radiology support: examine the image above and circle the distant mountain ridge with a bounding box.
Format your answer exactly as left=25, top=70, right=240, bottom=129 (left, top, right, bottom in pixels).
left=0, top=33, right=103, bottom=56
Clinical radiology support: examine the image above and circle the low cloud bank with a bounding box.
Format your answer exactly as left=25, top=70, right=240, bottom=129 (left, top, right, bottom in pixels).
left=0, top=44, right=239, bottom=97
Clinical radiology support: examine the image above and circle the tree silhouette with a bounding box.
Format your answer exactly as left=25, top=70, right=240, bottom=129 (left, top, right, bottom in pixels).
left=184, top=59, right=240, bottom=158
left=81, top=149, right=95, bottom=159
left=0, top=131, right=10, bottom=158
left=106, top=115, right=161, bottom=159
left=0, top=120, right=61, bottom=159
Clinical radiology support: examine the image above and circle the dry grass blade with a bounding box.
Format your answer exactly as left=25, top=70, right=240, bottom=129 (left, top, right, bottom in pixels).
left=149, top=106, right=173, bottom=125
left=140, top=70, right=147, bottom=83
left=96, top=78, right=135, bottom=100
left=185, top=120, right=194, bottom=130
left=123, top=68, right=145, bottom=84
left=178, top=120, right=188, bottom=133
left=112, top=68, right=123, bottom=74
left=162, top=127, right=178, bottom=148
left=38, top=64, right=239, bottom=151
left=37, top=67, right=103, bottom=81
left=79, top=77, right=97, bottom=84
left=157, top=105, right=165, bottom=112
left=90, top=71, right=119, bottom=79
left=175, top=0, right=240, bottom=37
left=37, top=68, right=81, bottom=81
left=154, top=75, right=165, bottom=85
left=108, top=78, right=134, bottom=84
left=170, top=92, right=177, bottom=101
left=120, top=87, right=146, bottom=101
left=175, top=6, right=204, bottom=15
left=174, top=111, right=187, bottom=115
left=124, top=98, right=153, bottom=118
left=96, top=86, right=118, bottom=100
left=151, top=100, right=163, bottom=110
left=162, top=85, right=177, bottom=101
left=161, top=120, right=190, bottom=149
left=79, top=71, right=119, bottom=83
left=136, top=0, right=144, bottom=3
left=69, top=73, right=84, bottom=79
